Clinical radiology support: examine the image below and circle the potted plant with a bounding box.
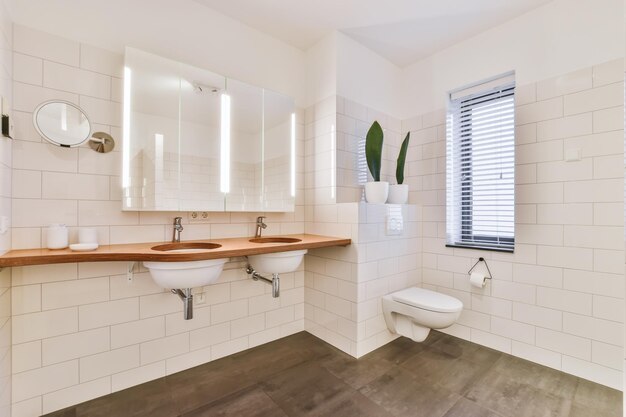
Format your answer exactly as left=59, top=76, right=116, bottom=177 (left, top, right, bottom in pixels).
left=388, top=132, right=410, bottom=204
left=364, top=121, right=389, bottom=203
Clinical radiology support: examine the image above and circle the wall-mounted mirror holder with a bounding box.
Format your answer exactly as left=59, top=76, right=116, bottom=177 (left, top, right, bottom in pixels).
left=33, top=100, right=115, bottom=153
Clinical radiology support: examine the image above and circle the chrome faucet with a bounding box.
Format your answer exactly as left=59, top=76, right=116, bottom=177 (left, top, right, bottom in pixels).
left=172, top=217, right=184, bottom=242
left=255, top=216, right=267, bottom=238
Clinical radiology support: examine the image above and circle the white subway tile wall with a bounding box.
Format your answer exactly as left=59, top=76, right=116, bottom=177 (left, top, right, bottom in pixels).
left=9, top=25, right=307, bottom=416
left=403, top=60, right=624, bottom=390
left=0, top=3, right=11, bottom=417
left=303, top=96, right=421, bottom=358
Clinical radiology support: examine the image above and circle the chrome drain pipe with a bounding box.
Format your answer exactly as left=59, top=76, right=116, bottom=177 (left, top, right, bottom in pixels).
left=246, top=265, right=280, bottom=298
left=171, top=288, right=193, bottom=320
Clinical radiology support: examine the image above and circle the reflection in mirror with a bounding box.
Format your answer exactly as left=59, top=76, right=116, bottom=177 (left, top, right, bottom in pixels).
left=179, top=63, right=225, bottom=211
left=33, top=100, right=91, bottom=147
left=123, top=47, right=226, bottom=211
left=263, top=90, right=295, bottom=211
left=225, top=79, right=264, bottom=211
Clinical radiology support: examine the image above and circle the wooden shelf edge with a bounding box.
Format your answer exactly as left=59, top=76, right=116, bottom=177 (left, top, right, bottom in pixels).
left=0, top=234, right=352, bottom=267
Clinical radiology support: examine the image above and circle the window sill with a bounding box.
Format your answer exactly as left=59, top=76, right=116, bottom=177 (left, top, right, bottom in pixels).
left=445, top=244, right=514, bottom=253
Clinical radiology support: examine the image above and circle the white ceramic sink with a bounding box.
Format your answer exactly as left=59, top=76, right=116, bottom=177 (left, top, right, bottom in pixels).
left=144, top=258, right=228, bottom=289
left=247, top=249, right=307, bottom=274
left=145, top=242, right=227, bottom=289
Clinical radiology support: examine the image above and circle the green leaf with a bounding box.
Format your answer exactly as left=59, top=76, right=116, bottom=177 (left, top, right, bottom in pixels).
left=396, top=132, right=410, bottom=184
left=365, top=121, right=384, bottom=181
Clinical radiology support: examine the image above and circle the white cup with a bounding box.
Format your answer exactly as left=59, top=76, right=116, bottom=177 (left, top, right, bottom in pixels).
left=47, top=224, right=69, bottom=250
left=78, top=228, right=98, bottom=244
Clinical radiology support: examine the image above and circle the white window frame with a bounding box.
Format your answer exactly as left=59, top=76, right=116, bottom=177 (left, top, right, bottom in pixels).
left=446, top=72, right=515, bottom=252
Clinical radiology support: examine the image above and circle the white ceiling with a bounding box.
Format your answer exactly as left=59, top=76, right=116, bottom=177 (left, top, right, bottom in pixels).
left=194, top=0, right=553, bottom=67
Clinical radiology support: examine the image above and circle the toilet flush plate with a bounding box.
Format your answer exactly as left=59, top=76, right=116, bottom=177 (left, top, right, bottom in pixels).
left=386, top=212, right=403, bottom=235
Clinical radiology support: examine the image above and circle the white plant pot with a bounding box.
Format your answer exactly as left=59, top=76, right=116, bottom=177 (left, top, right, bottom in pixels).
left=388, top=184, right=409, bottom=204
left=365, top=181, right=389, bottom=204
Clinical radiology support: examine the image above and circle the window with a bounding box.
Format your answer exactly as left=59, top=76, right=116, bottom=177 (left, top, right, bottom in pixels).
left=446, top=73, right=515, bottom=252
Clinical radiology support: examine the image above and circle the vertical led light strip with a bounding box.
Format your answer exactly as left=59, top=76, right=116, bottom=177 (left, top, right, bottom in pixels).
left=220, top=93, right=231, bottom=193
left=290, top=112, right=296, bottom=197
left=122, top=67, right=132, bottom=191
left=154, top=133, right=164, bottom=184
left=331, top=123, right=336, bottom=199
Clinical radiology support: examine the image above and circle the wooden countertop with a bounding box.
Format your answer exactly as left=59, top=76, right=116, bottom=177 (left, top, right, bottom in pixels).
left=0, top=234, right=351, bottom=267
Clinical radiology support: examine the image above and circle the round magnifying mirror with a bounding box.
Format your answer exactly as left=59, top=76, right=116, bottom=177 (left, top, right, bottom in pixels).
left=33, top=100, right=91, bottom=147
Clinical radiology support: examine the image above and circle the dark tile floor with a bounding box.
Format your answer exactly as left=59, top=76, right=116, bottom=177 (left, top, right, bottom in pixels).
left=46, top=331, right=622, bottom=417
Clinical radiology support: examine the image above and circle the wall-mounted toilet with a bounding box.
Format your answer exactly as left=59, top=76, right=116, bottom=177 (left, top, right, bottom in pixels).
left=382, top=287, right=463, bottom=342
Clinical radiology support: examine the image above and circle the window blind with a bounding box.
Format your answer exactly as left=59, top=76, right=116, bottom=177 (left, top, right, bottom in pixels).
left=446, top=74, right=515, bottom=252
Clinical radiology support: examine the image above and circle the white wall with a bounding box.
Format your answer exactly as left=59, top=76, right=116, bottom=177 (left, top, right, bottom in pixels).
left=305, top=32, right=337, bottom=107
left=7, top=0, right=307, bottom=106
left=0, top=1, right=11, bottom=416
left=400, top=0, right=625, bottom=117
left=336, top=33, right=402, bottom=119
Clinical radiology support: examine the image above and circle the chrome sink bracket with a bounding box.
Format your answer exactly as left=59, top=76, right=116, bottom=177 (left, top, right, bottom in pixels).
left=127, top=262, right=137, bottom=283
left=171, top=288, right=193, bottom=320
left=245, top=264, right=280, bottom=298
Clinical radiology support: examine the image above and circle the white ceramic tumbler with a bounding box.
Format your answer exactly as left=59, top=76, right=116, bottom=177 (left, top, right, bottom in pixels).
left=47, top=224, right=69, bottom=250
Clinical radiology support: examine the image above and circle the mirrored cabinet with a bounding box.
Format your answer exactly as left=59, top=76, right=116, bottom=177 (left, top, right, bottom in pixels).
left=123, top=47, right=295, bottom=212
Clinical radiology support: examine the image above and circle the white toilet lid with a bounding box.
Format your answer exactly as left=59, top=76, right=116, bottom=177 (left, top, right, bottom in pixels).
left=392, top=287, right=463, bottom=313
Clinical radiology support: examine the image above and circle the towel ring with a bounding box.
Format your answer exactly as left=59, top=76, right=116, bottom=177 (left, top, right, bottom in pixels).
left=468, top=257, right=493, bottom=280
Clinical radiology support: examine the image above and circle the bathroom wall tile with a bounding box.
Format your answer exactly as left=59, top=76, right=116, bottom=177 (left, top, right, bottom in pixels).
left=564, top=82, right=623, bottom=115
left=110, top=225, right=165, bottom=244
left=592, top=59, right=624, bottom=87
left=164, top=306, right=211, bottom=336
left=42, top=376, right=110, bottom=414
left=536, top=68, right=592, bottom=100
left=516, top=97, right=563, bottom=124
left=536, top=328, right=591, bottom=360
left=563, top=356, right=622, bottom=390
left=140, top=333, right=189, bottom=365
left=12, top=263, right=77, bottom=285
left=80, top=345, right=140, bottom=382
left=537, top=287, right=592, bottom=315
left=512, top=302, right=562, bottom=331
left=44, top=60, right=110, bottom=99
left=592, top=154, right=623, bottom=179
left=13, top=307, right=78, bottom=344
left=563, top=269, right=624, bottom=298
left=591, top=341, right=622, bottom=370
left=13, top=81, right=78, bottom=112
left=111, top=361, right=165, bottom=392
left=12, top=341, right=41, bottom=374
left=13, top=140, right=78, bottom=173
left=11, top=397, right=42, bottom=417
left=11, top=284, right=41, bottom=315
left=563, top=313, right=622, bottom=346
left=536, top=203, right=592, bottom=225
left=491, top=317, right=535, bottom=344
left=42, top=172, right=109, bottom=200
left=593, top=249, right=624, bottom=274
left=14, top=24, right=79, bottom=66
left=592, top=295, right=623, bottom=322
left=42, top=327, right=109, bottom=365
left=111, top=316, right=165, bottom=349
left=12, top=169, right=41, bottom=199
left=535, top=246, right=593, bottom=271
left=512, top=341, right=562, bottom=370
left=593, top=106, right=623, bottom=133
left=79, top=44, right=123, bottom=77
left=165, top=347, right=212, bottom=375
left=13, top=198, right=77, bottom=227
left=12, top=360, right=79, bottom=403
left=41, top=277, right=109, bottom=310
left=13, top=53, right=42, bottom=85
left=79, top=298, right=139, bottom=330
